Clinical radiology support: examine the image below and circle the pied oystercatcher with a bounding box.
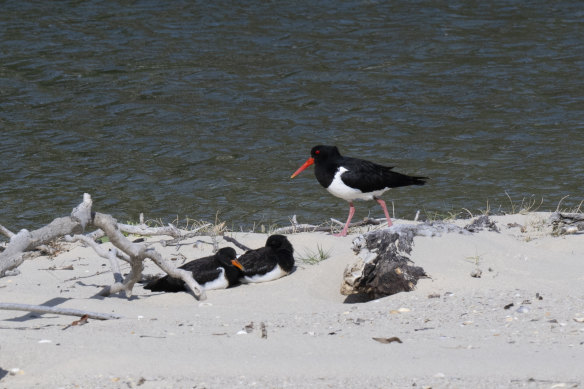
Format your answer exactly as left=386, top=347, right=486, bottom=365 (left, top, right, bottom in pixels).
left=291, top=145, right=427, bottom=236
left=237, top=235, right=295, bottom=283
left=144, top=247, right=244, bottom=292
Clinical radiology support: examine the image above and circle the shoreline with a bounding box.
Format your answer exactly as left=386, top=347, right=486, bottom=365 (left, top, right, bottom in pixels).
left=1, top=212, right=583, bottom=388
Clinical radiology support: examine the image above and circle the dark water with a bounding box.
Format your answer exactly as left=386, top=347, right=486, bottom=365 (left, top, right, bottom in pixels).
left=1, top=1, right=583, bottom=234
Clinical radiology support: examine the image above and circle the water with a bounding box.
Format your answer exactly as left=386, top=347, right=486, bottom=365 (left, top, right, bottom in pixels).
left=1, top=1, right=583, bottom=235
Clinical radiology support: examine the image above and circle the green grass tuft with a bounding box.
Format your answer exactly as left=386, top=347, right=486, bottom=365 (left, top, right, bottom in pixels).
left=298, top=244, right=331, bottom=265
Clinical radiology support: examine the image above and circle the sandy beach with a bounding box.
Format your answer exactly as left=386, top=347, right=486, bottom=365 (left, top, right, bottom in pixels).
left=1, top=212, right=583, bottom=388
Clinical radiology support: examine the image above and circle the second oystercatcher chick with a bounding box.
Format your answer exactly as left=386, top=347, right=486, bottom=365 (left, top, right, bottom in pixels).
left=238, top=235, right=294, bottom=283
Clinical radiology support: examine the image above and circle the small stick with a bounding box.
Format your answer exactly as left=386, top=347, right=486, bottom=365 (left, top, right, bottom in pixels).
left=272, top=224, right=334, bottom=234
left=0, top=224, right=15, bottom=239
left=0, top=302, right=122, bottom=320
left=223, top=236, right=252, bottom=252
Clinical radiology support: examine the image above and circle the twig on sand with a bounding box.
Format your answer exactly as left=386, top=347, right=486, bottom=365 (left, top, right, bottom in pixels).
left=0, top=302, right=122, bottom=320
left=157, top=223, right=213, bottom=247
left=223, top=236, right=252, bottom=252
left=273, top=215, right=384, bottom=235
left=273, top=224, right=334, bottom=234
left=330, top=217, right=383, bottom=228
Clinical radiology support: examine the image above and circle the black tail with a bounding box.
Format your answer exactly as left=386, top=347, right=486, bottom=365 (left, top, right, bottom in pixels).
left=388, top=171, right=428, bottom=188
left=408, top=175, right=428, bottom=186
left=143, top=275, right=186, bottom=293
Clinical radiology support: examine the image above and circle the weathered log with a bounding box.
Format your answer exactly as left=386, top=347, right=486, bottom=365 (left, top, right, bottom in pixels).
left=343, top=226, right=426, bottom=299
left=342, top=220, right=476, bottom=300
left=549, top=212, right=584, bottom=235
left=464, top=215, right=500, bottom=233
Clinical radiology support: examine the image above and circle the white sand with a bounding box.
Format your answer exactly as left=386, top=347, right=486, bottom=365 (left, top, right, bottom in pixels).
left=1, top=212, right=583, bottom=388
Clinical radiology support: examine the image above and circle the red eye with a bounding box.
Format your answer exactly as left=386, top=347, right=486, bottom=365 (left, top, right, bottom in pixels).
left=315, top=150, right=320, bottom=154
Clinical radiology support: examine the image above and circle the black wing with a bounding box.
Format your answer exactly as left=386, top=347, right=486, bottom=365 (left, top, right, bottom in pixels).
left=238, top=248, right=278, bottom=277
left=143, top=274, right=186, bottom=292
left=144, top=254, right=220, bottom=292
left=341, top=157, right=426, bottom=193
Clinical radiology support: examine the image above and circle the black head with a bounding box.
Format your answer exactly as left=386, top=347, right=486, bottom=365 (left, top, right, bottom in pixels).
left=291, top=145, right=343, bottom=179
left=215, top=247, right=245, bottom=271
left=265, top=234, right=293, bottom=252
left=310, top=145, right=342, bottom=164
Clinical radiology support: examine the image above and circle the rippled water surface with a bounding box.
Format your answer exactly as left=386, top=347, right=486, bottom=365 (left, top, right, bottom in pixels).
left=1, top=1, right=583, bottom=233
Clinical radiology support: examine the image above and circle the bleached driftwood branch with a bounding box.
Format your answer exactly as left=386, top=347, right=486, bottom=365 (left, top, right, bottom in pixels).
left=158, top=223, right=212, bottom=247
left=0, top=193, right=207, bottom=301
left=272, top=215, right=336, bottom=234
left=0, top=224, right=15, bottom=239
left=90, top=212, right=206, bottom=300
left=273, top=215, right=385, bottom=235
left=86, top=222, right=184, bottom=242
left=223, top=236, right=252, bottom=252
left=0, top=302, right=121, bottom=320
left=118, top=222, right=182, bottom=238
left=0, top=193, right=93, bottom=277
left=330, top=217, right=383, bottom=228
left=272, top=224, right=333, bottom=234
left=65, top=234, right=127, bottom=283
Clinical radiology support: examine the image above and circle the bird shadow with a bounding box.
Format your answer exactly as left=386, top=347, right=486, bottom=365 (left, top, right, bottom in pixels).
left=343, top=293, right=377, bottom=304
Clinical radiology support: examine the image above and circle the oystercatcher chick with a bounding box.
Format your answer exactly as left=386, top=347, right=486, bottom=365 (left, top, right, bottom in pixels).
left=144, top=247, right=244, bottom=292
left=291, top=145, right=427, bottom=237
left=238, top=235, right=295, bottom=283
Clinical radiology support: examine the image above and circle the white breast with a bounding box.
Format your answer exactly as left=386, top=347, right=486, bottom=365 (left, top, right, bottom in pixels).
left=327, top=167, right=389, bottom=201
left=241, top=264, right=288, bottom=284
left=201, top=268, right=229, bottom=290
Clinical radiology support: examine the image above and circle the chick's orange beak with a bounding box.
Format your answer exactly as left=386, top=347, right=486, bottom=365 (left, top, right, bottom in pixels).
left=290, top=157, right=314, bottom=178
left=231, top=259, right=245, bottom=271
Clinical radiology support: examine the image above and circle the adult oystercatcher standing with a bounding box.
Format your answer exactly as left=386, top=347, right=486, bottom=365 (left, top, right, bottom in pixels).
left=291, top=145, right=427, bottom=237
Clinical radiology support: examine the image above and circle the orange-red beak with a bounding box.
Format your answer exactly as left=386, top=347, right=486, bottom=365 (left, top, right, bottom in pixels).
left=291, top=157, right=314, bottom=178
left=231, top=259, right=245, bottom=271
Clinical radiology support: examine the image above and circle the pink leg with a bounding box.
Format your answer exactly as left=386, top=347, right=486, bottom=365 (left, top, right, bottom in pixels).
left=376, top=198, right=393, bottom=227
left=334, top=202, right=355, bottom=237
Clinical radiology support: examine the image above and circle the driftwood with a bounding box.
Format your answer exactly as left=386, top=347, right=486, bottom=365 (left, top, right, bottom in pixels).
left=549, top=212, right=584, bottom=235
left=0, top=193, right=92, bottom=277
left=342, top=220, right=474, bottom=300
left=0, top=302, right=121, bottom=320
left=158, top=223, right=212, bottom=247
left=272, top=215, right=384, bottom=235
left=223, top=236, right=252, bottom=252
left=0, top=193, right=207, bottom=301
left=0, top=224, right=15, bottom=239
left=84, top=215, right=189, bottom=244
left=464, top=215, right=500, bottom=233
